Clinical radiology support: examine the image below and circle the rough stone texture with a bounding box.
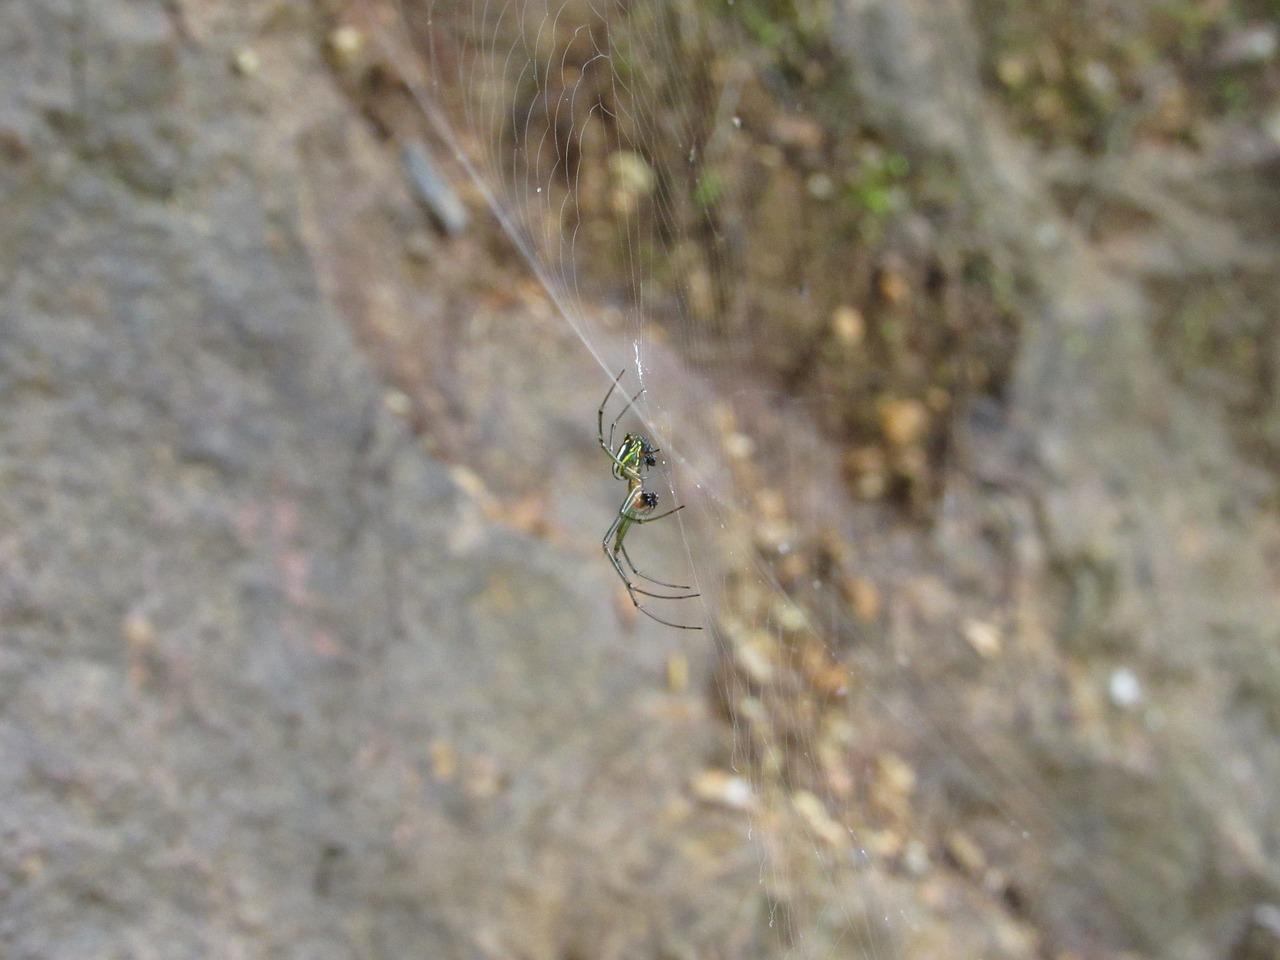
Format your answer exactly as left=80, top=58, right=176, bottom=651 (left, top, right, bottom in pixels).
left=0, top=2, right=759, bottom=957
left=4, top=0, right=1280, bottom=958
left=836, top=2, right=1280, bottom=957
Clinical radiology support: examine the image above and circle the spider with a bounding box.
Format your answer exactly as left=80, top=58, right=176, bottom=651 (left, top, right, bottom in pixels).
left=597, top=371, right=703, bottom=631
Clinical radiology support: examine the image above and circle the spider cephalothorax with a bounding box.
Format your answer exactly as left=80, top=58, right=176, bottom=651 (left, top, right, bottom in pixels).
left=612, top=432, right=659, bottom=484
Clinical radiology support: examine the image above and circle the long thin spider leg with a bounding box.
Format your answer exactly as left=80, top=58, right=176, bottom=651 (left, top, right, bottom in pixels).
left=605, top=386, right=646, bottom=476
left=603, top=523, right=697, bottom=600
left=603, top=511, right=701, bottom=614
left=629, top=504, right=686, bottom=524
left=631, top=584, right=701, bottom=600
left=598, top=370, right=636, bottom=473
left=597, top=400, right=651, bottom=482
left=597, top=368, right=626, bottom=449
left=602, top=510, right=624, bottom=552
left=609, top=386, right=644, bottom=440
left=601, top=514, right=637, bottom=589
left=620, top=543, right=692, bottom=591
left=629, top=596, right=704, bottom=631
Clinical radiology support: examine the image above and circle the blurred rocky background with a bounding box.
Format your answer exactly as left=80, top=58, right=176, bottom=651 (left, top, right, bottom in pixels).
left=2, top=0, right=1280, bottom=958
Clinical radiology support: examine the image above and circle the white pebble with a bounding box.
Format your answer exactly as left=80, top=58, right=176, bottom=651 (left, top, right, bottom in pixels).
left=1109, top=667, right=1142, bottom=708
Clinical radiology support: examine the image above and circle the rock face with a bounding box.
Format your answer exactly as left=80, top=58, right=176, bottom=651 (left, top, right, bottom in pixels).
left=3, top=0, right=1280, bottom=958
left=836, top=2, right=1280, bottom=956
left=0, top=2, right=743, bottom=956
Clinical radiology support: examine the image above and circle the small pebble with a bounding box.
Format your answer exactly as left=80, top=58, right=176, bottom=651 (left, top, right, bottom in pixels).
left=944, top=829, right=987, bottom=876
left=123, top=611, right=155, bottom=649
left=878, top=268, right=910, bottom=304
left=1079, top=60, right=1116, bottom=101
left=733, top=634, right=774, bottom=685
left=963, top=618, right=1001, bottom=658
left=865, top=828, right=903, bottom=860
left=873, top=752, right=917, bottom=811
left=383, top=390, right=413, bottom=418
left=666, top=651, right=689, bottom=694
left=774, top=599, right=809, bottom=633
left=996, top=54, right=1029, bottom=89
left=791, top=790, right=847, bottom=848
left=429, top=740, right=457, bottom=781
left=327, top=25, right=364, bottom=68
left=847, top=577, right=881, bottom=622
left=806, top=172, right=835, bottom=200
left=880, top=397, right=929, bottom=448
left=691, top=769, right=755, bottom=812
left=831, top=305, right=865, bottom=346
left=903, top=838, right=931, bottom=875
left=403, top=140, right=469, bottom=237
left=607, top=150, right=655, bottom=216
left=1109, top=667, right=1143, bottom=709
left=723, top=432, right=755, bottom=459
left=232, top=47, right=261, bottom=76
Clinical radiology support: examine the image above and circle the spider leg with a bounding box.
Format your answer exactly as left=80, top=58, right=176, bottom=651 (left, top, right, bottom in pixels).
left=629, top=599, right=704, bottom=631
left=597, top=369, right=626, bottom=450
left=602, top=515, right=697, bottom=600
left=631, top=582, right=700, bottom=600
left=605, top=386, right=645, bottom=464
left=620, top=543, right=692, bottom=591
left=601, top=512, right=635, bottom=588
left=597, top=370, right=649, bottom=480
left=602, top=508, right=703, bottom=630
left=613, top=386, right=644, bottom=436
left=629, top=504, right=686, bottom=524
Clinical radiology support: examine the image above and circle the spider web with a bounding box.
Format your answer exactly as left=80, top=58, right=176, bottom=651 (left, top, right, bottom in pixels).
left=352, top=1, right=1187, bottom=956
